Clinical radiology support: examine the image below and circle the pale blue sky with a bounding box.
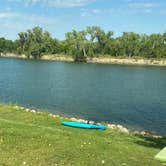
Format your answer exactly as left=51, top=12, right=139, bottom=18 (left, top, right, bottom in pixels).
left=0, top=0, right=166, bottom=40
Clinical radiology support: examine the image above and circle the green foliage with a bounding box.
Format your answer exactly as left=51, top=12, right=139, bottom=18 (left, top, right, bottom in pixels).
left=17, top=27, right=59, bottom=59
left=1, top=26, right=166, bottom=60
left=117, top=32, right=140, bottom=57
left=65, top=30, right=87, bottom=61
left=0, top=38, right=16, bottom=55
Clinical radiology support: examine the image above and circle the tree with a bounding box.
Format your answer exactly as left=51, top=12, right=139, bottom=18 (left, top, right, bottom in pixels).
left=0, top=37, right=16, bottom=55
left=98, top=31, right=114, bottom=55
left=0, top=38, right=6, bottom=55
left=65, top=30, right=87, bottom=61
left=86, top=26, right=100, bottom=57
left=118, top=32, right=140, bottom=57
left=161, top=32, right=166, bottom=58
left=18, top=32, right=28, bottom=54
left=17, top=27, right=55, bottom=59
left=85, top=26, right=114, bottom=56
left=139, top=33, right=164, bottom=58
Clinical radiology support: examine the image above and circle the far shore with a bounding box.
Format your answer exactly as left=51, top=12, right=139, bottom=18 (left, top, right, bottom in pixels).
left=1, top=53, right=166, bottom=66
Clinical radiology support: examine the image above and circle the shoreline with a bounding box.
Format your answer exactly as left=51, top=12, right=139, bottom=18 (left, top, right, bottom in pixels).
left=1, top=53, right=166, bottom=66
left=13, top=104, right=163, bottom=138
left=1, top=103, right=163, bottom=165
left=87, top=57, right=166, bottom=66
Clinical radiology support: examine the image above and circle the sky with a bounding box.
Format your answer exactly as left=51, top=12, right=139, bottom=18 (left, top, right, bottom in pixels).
left=0, top=0, right=166, bottom=40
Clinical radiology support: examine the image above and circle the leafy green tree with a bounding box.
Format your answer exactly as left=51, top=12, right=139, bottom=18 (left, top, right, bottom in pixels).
left=65, top=30, right=87, bottom=61
left=0, top=38, right=16, bottom=55
left=86, top=26, right=100, bottom=57
left=139, top=34, right=164, bottom=58
left=118, top=32, right=140, bottom=57
left=0, top=38, right=6, bottom=55
left=99, top=31, right=114, bottom=55
left=85, top=26, right=114, bottom=56
left=18, top=32, right=28, bottom=54
left=17, top=27, right=56, bottom=59
left=161, top=32, right=166, bottom=58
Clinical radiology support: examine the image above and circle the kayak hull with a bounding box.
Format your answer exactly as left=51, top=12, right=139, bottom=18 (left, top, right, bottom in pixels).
left=62, top=121, right=106, bottom=130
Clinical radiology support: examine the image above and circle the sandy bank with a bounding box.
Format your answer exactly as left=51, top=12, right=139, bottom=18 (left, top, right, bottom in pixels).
left=1, top=53, right=26, bottom=59
left=42, top=54, right=166, bottom=66
left=87, top=57, right=166, bottom=66
left=1, top=53, right=166, bottom=66
left=42, top=54, right=73, bottom=62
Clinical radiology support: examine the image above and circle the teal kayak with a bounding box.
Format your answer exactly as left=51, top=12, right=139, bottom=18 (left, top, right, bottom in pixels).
left=62, top=121, right=106, bottom=130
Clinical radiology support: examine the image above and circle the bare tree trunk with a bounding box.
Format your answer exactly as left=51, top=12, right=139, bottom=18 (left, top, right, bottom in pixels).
left=83, top=48, right=87, bottom=57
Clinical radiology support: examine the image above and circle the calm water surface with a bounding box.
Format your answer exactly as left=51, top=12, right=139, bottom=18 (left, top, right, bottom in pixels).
left=0, top=57, right=166, bottom=134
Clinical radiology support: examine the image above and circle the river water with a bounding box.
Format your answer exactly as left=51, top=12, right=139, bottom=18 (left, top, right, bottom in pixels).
left=0, top=57, right=166, bottom=134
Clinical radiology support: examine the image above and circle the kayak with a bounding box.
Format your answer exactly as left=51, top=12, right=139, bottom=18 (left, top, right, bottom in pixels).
left=62, top=121, right=106, bottom=130
left=155, top=147, right=166, bottom=162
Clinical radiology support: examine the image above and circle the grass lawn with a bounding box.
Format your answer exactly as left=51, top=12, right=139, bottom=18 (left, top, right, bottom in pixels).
left=0, top=104, right=165, bottom=166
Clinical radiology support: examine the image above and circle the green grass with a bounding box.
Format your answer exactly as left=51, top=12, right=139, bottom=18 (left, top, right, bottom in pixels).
left=0, top=104, right=165, bottom=166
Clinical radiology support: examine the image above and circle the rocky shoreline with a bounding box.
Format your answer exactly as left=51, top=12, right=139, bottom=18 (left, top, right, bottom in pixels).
left=1, top=53, right=166, bottom=66
left=14, top=105, right=163, bottom=138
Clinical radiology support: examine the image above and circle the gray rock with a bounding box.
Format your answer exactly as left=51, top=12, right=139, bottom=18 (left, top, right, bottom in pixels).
left=25, top=108, right=30, bottom=112
left=77, top=119, right=87, bottom=123
left=30, top=109, right=36, bottom=113
left=70, top=117, right=78, bottom=121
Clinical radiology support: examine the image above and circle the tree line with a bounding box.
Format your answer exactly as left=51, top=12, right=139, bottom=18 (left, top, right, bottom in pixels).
left=0, top=26, right=166, bottom=61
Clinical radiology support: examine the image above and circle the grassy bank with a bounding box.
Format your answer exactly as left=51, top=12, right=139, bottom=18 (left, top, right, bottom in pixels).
left=0, top=104, right=165, bottom=166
